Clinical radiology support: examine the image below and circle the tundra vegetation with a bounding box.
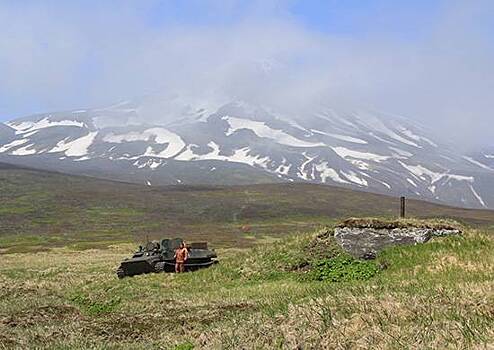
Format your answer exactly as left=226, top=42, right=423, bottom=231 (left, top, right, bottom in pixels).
left=1, top=163, right=493, bottom=253
left=1, top=166, right=493, bottom=349
left=1, top=220, right=493, bottom=349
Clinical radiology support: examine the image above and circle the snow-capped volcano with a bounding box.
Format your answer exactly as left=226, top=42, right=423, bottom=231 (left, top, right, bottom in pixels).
left=1, top=98, right=493, bottom=209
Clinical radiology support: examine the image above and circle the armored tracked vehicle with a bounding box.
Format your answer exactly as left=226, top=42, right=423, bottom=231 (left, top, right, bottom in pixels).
left=116, top=238, right=217, bottom=278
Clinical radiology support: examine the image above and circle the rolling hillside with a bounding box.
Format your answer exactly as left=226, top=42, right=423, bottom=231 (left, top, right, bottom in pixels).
left=1, top=162, right=493, bottom=253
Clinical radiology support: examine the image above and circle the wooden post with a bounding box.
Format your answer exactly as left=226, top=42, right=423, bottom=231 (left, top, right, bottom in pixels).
left=400, top=196, right=406, bottom=218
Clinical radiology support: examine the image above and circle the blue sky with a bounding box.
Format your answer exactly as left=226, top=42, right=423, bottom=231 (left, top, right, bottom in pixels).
left=0, top=0, right=493, bottom=146
left=140, top=0, right=443, bottom=37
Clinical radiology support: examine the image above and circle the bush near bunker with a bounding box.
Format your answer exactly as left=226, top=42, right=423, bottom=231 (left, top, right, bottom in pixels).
left=310, top=255, right=380, bottom=282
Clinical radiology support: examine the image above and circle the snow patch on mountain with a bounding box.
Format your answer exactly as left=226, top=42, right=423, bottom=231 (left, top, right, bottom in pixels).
left=174, top=144, right=200, bottom=161
left=22, top=130, right=40, bottom=138
left=357, top=113, right=421, bottom=148
left=314, top=162, right=349, bottom=184
left=349, top=160, right=370, bottom=170
left=11, top=143, right=37, bottom=155
left=179, top=142, right=224, bottom=162
left=103, top=131, right=152, bottom=143
left=275, top=160, right=291, bottom=176
left=379, top=180, right=391, bottom=189
left=122, top=128, right=187, bottom=159
left=469, top=185, right=486, bottom=207
left=0, top=139, right=29, bottom=153
left=332, top=147, right=389, bottom=163
left=399, top=128, right=438, bottom=147
left=443, top=174, right=474, bottom=183
left=176, top=142, right=271, bottom=169
left=8, top=117, right=85, bottom=135
left=399, top=162, right=444, bottom=184
left=310, top=129, right=368, bottom=144
left=229, top=148, right=271, bottom=168
left=298, top=153, right=317, bottom=180
left=463, top=156, right=493, bottom=171
left=341, top=170, right=368, bottom=186
left=149, top=159, right=162, bottom=169
left=223, top=116, right=325, bottom=148
left=49, top=132, right=97, bottom=157
left=400, top=161, right=476, bottom=196
left=103, top=127, right=186, bottom=158
left=389, top=147, right=413, bottom=158
left=316, top=110, right=356, bottom=128
left=134, top=159, right=163, bottom=169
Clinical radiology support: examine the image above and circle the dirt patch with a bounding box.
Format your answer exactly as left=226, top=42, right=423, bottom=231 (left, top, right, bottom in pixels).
left=1, top=305, right=82, bottom=328
left=0, top=300, right=257, bottom=345
left=0, top=284, right=41, bottom=299
left=80, top=301, right=258, bottom=342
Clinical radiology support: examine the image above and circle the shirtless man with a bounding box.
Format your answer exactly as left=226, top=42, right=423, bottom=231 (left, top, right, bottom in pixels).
left=174, top=242, right=189, bottom=273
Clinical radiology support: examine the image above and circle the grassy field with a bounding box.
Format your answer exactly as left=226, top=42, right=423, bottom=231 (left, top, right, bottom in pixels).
left=1, top=164, right=493, bottom=348
left=0, top=223, right=493, bottom=349
left=1, top=163, right=493, bottom=254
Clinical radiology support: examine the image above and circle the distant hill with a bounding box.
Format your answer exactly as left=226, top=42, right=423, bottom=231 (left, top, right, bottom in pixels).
left=1, top=97, right=494, bottom=209
left=1, top=162, right=492, bottom=253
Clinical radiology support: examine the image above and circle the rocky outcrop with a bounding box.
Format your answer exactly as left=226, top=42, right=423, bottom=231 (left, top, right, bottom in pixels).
left=334, top=226, right=461, bottom=259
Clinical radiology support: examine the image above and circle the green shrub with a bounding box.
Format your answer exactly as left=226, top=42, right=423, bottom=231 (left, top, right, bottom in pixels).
left=310, top=255, right=380, bottom=282
left=70, top=293, right=121, bottom=315
left=174, top=341, right=194, bottom=350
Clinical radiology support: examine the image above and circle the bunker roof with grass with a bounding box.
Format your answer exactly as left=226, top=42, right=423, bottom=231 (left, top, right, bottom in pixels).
left=337, top=217, right=463, bottom=232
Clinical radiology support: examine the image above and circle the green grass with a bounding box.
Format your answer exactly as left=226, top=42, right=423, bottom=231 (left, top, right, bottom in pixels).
left=0, top=224, right=492, bottom=349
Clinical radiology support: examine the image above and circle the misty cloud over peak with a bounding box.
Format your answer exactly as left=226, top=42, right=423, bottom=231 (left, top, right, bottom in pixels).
left=0, top=0, right=493, bottom=149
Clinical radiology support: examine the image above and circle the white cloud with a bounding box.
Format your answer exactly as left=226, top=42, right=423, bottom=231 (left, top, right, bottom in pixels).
left=0, top=1, right=492, bottom=149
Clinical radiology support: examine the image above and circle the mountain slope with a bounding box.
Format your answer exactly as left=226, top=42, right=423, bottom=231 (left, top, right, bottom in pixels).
left=1, top=97, right=493, bottom=209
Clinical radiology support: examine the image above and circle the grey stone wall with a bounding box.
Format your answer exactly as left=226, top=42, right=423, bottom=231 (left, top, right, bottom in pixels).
left=334, top=227, right=461, bottom=259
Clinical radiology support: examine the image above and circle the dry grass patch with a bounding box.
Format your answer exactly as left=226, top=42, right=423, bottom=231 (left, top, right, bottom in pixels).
left=0, top=224, right=493, bottom=349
